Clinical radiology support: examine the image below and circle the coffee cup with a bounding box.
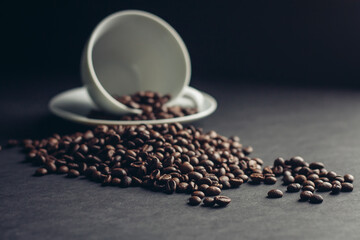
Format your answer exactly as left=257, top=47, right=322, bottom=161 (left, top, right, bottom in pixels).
left=81, top=10, right=203, bottom=115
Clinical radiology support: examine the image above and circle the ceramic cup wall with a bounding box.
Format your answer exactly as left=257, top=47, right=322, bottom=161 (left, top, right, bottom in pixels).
left=81, top=10, right=203, bottom=115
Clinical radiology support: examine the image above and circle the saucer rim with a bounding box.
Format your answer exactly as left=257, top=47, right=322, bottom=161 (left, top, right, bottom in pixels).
left=49, top=87, right=217, bottom=125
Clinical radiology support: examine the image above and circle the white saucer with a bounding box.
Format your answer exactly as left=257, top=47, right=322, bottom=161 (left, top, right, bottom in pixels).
left=49, top=87, right=217, bottom=125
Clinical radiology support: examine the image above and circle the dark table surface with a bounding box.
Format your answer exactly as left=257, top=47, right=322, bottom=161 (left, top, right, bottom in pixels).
left=1, top=75, right=360, bottom=240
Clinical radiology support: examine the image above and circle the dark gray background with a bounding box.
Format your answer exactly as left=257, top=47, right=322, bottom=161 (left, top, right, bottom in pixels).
left=1, top=1, right=360, bottom=239
left=0, top=76, right=359, bottom=240
left=2, top=0, right=360, bottom=86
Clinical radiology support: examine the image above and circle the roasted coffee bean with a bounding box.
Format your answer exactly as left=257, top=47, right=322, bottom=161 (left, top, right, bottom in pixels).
left=302, top=180, right=315, bottom=187
left=331, top=183, right=342, bottom=194
left=202, top=197, right=216, bottom=207
left=334, top=176, right=344, bottom=183
left=307, top=174, right=319, bottom=181
left=198, top=184, right=209, bottom=192
left=188, top=196, right=202, bottom=206
left=300, top=191, right=313, bottom=201
left=13, top=122, right=355, bottom=210
left=273, top=157, right=285, bottom=167
left=179, top=162, right=194, bottom=174
left=192, top=191, right=205, bottom=199
left=309, top=162, right=325, bottom=169
left=102, top=175, right=112, bottom=185
left=290, top=156, right=305, bottom=167
left=214, top=195, right=231, bottom=207
left=283, top=175, right=295, bottom=185
left=309, top=194, right=323, bottom=204
left=302, top=185, right=315, bottom=192
left=34, top=168, right=47, bottom=176
left=264, top=176, right=277, bottom=185
left=250, top=173, right=264, bottom=184
left=177, top=182, right=189, bottom=193
left=287, top=183, right=301, bottom=193
left=229, top=178, right=244, bottom=187
left=317, top=182, right=332, bottom=192
left=294, top=175, right=307, bottom=184
left=341, top=182, right=354, bottom=192
left=326, top=171, right=337, bottom=179
left=57, top=165, right=69, bottom=174
left=344, top=174, right=354, bottom=183
left=267, top=189, right=283, bottom=198
left=164, top=179, right=177, bottom=194
left=111, top=177, right=121, bottom=186
left=238, top=174, right=249, bottom=183
left=272, top=165, right=284, bottom=176
left=45, top=162, right=57, bottom=173
left=67, top=169, right=80, bottom=178
left=121, top=176, right=132, bottom=188
left=205, top=186, right=221, bottom=196
left=197, top=177, right=212, bottom=186
left=313, top=179, right=323, bottom=188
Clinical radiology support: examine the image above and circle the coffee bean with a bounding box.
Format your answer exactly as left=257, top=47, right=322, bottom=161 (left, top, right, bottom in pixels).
left=313, top=179, right=323, bottom=187
left=307, top=174, right=319, bottom=181
left=188, top=196, right=202, bottom=206
left=192, top=191, right=205, bottom=199
left=309, top=194, right=323, bottom=204
left=341, top=182, right=354, bottom=192
left=294, top=175, right=307, bottom=184
left=57, top=165, right=69, bottom=174
left=331, top=183, right=342, bottom=194
left=175, top=182, right=188, bottom=193
left=302, top=185, right=315, bottom=192
left=272, top=165, right=284, bottom=176
left=45, top=162, right=57, bottom=173
left=264, top=176, right=277, bottom=185
left=111, top=177, right=121, bottom=186
left=197, top=177, right=212, bottom=186
left=309, top=162, right=325, bottom=169
left=67, top=169, right=80, bottom=178
left=326, top=171, right=337, bottom=179
left=267, top=189, right=283, bottom=198
left=300, top=191, right=313, bottom=201
left=287, top=183, right=301, bottom=192
left=302, top=180, right=315, bottom=187
left=121, top=176, right=132, bottom=188
left=165, top=179, right=177, bottom=194
left=273, top=157, right=285, bottom=166
left=344, top=174, right=354, bottom=183
left=205, top=186, right=221, bottom=196
left=13, top=122, right=355, bottom=210
left=214, top=196, right=231, bottom=207
left=250, top=173, right=264, bottom=184
left=179, top=162, right=194, bottom=174
left=202, top=197, right=216, bottom=207
left=317, top=182, right=332, bottom=192
left=34, top=168, right=47, bottom=176
left=229, top=178, right=244, bottom=187
left=283, top=175, right=295, bottom=185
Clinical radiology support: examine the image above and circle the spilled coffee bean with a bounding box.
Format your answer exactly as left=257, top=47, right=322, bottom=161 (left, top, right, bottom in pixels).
left=6, top=122, right=354, bottom=209
left=267, top=189, right=283, bottom=198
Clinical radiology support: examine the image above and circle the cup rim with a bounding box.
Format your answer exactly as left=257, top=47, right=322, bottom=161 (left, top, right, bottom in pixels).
left=85, top=9, right=192, bottom=110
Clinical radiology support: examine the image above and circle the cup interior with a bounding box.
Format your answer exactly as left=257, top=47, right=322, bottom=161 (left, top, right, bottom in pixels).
left=89, top=10, right=191, bottom=100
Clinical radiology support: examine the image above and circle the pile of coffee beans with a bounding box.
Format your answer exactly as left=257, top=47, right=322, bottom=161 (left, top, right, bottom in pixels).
left=263, top=156, right=354, bottom=204
left=5, top=123, right=354, bottom=208
left=89, top=91, right=197, bottom=121
left=12, top=123, right=262, bottom=208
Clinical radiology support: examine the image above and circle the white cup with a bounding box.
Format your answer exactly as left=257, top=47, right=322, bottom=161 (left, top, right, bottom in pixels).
left=81, top=10, right=204, bottom=115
